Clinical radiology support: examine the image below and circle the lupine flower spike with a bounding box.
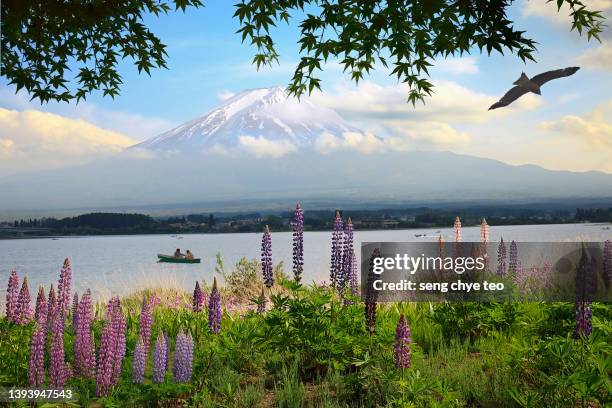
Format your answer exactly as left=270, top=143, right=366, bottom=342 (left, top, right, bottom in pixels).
left=152, top=332, right=167, bottom=383
left=132, top=336, right=146, bottom=384
left=261, top=225, right=273, bottom=288
left=16, top=276, right=32, bottom=324
left=49, top=312, right=68, bottom=387
left=330, top=210, right=344, bottom=290
left=574, top=245, right=596, bottom=339
left=365, top=248, right=381, bottom=334
left=292, top=203, right=304, bottom=283
left=72, top=292, right=79, bottom=329
left=28, top=322, right=46, bottom=387
left=47, top=284, right=57, bottom=326
left=208, top=277, right=222, bottom=334
left=341, top=217, right=354, bottom=294
left=497, top=237, right=507, bottom=276
left=96, top=297, right=124, bottom=396
left=193, top=281, right=204, bottom=312
left=394, top=314, right=411, bottom=369
left=5, top=270, right=19, bottom=323
left=75, top=290, right=95, bottom=377
left=509, top=240, right=518, bottom=274
left=57, top=258, right=72, bottom=320
left=34, top=286, right=47, bottom=326
left=173, top=331, right=194, bottom=383
left=138, top=296, right=153, bottom=359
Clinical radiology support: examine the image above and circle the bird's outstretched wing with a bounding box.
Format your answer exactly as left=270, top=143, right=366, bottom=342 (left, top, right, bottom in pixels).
left=488, top=86, right=530, bottom=110
left=531, top=67, right=580, bottom=86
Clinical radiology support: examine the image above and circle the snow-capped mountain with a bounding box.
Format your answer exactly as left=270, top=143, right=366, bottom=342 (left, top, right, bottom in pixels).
left=134, top=86, right=363, bottom=150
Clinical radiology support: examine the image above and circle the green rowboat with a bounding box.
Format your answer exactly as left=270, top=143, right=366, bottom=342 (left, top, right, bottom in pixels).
left=157, top=254, right=201, bottom=263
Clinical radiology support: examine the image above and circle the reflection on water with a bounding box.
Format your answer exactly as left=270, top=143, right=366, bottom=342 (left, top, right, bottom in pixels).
left=0, top=223, right=610, bottom=300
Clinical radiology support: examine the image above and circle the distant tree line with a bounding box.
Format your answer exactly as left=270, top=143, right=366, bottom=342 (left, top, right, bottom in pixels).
left=574, top=208, right=612, bottom=222
left=2, top=206, right=609, bottom=238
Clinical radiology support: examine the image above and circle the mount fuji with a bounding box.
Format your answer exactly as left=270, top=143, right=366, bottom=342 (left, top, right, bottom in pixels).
left=134, top=86, right=364, bottom=151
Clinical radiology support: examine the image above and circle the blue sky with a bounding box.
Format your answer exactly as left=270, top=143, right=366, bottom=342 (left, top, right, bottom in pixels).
left=0, top=0, right=610, bottom=175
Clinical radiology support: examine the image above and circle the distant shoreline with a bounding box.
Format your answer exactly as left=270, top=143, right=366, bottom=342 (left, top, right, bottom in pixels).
left=1, top=207, right=610, bottom=240
left=1, top=221, right=610, bottom=241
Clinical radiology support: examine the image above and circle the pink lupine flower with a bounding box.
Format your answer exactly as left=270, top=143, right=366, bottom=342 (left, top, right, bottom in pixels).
left=15, top=276, right=33, bottom=324
left=34, top=286, right=47, bottom=326
left=5, top=270, right=19, bottom=322
left=28, top=322, right=46, bottom=387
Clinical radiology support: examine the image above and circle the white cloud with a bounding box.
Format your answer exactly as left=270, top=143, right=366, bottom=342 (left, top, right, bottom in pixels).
left=576, top=42, right=612, bottom=71
left=522, top=0, right=611, bottom=27
left=386, top=121, right=471, bottom=147
left=0, top=108, right=136, bottom=176
left=312, top=80, right=541, bottom=128
left=0, top=88, right=173, bottom=141
left=540, top=100, right=612, bottom=149
left=238, top=135, right=297, bottom=157
left=314, top=132, right=386, bottom=154
left=434, top=57, right=479, bottom=75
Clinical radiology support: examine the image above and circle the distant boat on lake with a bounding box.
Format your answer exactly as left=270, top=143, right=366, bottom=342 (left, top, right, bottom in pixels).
left=157, top=254, right=200, bottom=263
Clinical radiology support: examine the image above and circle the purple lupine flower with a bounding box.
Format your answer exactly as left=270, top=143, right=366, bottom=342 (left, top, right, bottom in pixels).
left=193, top=281, right=204, bottom=312
left=208, top=277, right=222, bottom=334
left=15, top=276, right=33, bottom=324
left=132, top=336, right=146, bottom=384
left=47, top=284, right=57, bottom=322
left=5, top=270, right=19, bottom=322
left=112, top=300, right=127, bottom=385
left=138, top=296, right=153, bottom=359
left=72, top=292, right=79, bottom=329
left=394, top=314, right=411, bottom=369
left=365, top=248, right=381, bottom=334
left=261, top=225, right=273, bottom=288
left=350, top=252, right=359, bottom=298
left=330, top=211, right=344, bottom=290
left=340, top=217, right=354, bottom=294
left=604, top=240, right=611, bottom=288
left=497, top=238, right=507, bottom=276
left=508, top=240, right=518, bottom=273
left=49, top=312, right=68, bottom=387
left=74, top=290, right=95, bottom=377
left=57, top=258, right=72, bottom=320
left=96, top=297, right=123, bottom=397
left=574, top=301, right=592, bottom=339
left=292, top=203, right=304, bottom=283
left=173, top=331, right=194, bottom=383
left=28, top=322, right=46, bottom=387
left=152, top=332, right=167, bottom=383
left=574, top=245, right=596, bottom=339
left=34, top=286, right=47, bottom=326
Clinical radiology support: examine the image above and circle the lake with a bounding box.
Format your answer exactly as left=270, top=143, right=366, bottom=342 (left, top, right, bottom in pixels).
left=1, top=223, right=610, bottom=300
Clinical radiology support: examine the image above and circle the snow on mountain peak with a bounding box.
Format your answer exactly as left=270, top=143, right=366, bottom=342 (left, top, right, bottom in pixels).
left=133, top=86, right=364, bottom=152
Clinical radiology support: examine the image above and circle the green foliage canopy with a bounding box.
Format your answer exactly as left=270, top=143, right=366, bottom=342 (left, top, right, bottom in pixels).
left=1, top=0, right=606, bottom=105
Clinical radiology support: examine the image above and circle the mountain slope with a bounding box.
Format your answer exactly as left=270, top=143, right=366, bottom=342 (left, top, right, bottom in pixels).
left=0, top=150, right=610, bottom=214
left=134, top=87, right=364, bottom=150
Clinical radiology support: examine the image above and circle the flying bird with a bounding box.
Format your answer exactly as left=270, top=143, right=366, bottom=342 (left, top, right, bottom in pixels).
left=488, top=67, right=580, bottom=110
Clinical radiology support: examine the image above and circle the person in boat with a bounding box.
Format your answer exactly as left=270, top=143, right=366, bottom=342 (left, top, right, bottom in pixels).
left=185, top=250, right=194, bottom=260
left=174, top=248, right=184, bottom=258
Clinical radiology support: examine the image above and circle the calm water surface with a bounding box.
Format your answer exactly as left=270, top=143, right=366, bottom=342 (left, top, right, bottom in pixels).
left=1, top=223, right=610, bottom=300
